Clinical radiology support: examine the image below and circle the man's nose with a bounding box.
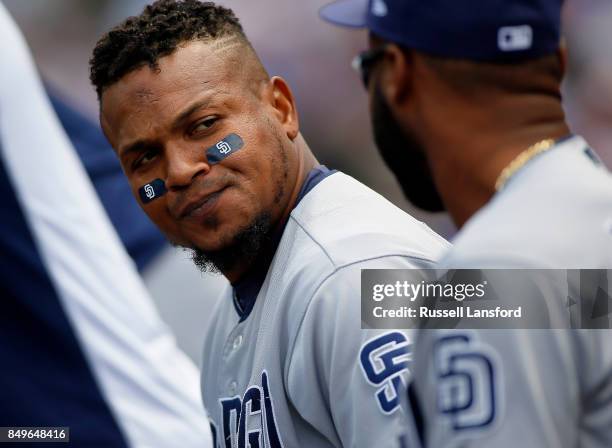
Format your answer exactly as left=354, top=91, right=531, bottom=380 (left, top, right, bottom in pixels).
left=164, top=142, right=210, bottom=191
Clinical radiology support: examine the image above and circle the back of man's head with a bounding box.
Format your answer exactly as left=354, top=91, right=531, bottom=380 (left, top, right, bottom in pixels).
left=417, top=52, right=564, bottom=101
left=90, top=0, right=247, bottom=99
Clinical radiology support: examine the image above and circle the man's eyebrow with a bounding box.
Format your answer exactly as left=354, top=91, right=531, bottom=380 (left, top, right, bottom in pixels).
left=171, top=97, right=215, bottom=131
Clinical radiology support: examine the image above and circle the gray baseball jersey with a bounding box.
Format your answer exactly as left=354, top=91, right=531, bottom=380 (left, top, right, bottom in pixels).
left=201, top=172, right=450, bottom=447
left=406, top=136, right=612, bottom=447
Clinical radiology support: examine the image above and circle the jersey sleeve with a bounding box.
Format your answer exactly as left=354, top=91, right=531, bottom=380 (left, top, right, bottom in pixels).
left=410, top=329, right=580, bottom=447
left=286, top=255, right=423, bottom=448
left=407, top=260, right=612, bottom=447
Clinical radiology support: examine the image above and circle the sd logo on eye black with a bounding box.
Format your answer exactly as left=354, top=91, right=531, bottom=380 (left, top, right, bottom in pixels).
left=138, top=178, right=167, bottom=204
left=206, top=133, right=244, bottom=164
left=137, top=134, right=244, bottom=205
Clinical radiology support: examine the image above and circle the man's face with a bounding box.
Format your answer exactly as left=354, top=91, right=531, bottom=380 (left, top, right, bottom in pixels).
left=367, top=44, right=445, bottom=213
left=101, top=40, right=292, bottom=272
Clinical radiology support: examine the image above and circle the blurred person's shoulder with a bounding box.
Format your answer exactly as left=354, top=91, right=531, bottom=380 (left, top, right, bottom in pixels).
left=444, top=135, right=612, bottom=269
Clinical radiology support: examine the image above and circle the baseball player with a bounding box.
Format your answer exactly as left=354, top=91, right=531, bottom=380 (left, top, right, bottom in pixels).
left=0, top=4, right=212, bottom=446
left=321, top=0, right=612, bottom=446
left=89, top=1, right=450, bottom=446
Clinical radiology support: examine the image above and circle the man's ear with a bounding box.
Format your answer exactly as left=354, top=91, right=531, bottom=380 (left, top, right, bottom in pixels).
left=376, top=44, right=413, bottom=107
left=267, top=76, right=299, bottom=140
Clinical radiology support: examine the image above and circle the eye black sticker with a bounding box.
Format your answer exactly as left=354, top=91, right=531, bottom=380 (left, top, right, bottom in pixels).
left=137, top=134, right=242, bottom=204
left=138, top=178, right=167, bottom=204
left=206, top=133, right=244, bottom=164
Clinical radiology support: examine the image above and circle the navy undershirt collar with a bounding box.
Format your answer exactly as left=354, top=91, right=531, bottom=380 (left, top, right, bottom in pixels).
left=232, top=165, right=336, bottom=321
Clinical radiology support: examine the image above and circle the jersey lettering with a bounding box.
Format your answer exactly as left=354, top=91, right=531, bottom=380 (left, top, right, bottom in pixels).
left=360, top=331, right=411, bottom=414
left=220, top=397, right=241, bottom=448
left=218, top=371, right=284, bottom=448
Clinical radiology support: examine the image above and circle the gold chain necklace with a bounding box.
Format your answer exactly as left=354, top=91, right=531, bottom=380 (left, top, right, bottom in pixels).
left=494, top=138, right=556, bottom=191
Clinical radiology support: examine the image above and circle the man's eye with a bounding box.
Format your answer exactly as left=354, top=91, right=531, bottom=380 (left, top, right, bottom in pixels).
left=191, top=117, right=217, bottom=134
left=133, top=149, right=158, bottom=170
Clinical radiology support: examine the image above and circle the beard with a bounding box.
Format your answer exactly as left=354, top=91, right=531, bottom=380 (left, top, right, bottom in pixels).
left=186, top=211, right=273, bottom=274
left=371, top=83, right=445, bottom=213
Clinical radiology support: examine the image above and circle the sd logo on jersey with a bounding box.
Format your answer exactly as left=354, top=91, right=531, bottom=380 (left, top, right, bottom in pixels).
left=215, top=370, right=284, bottom=448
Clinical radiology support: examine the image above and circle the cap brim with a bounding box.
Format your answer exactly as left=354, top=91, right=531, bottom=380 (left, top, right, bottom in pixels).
left=319, top=0, right=369, bottom=28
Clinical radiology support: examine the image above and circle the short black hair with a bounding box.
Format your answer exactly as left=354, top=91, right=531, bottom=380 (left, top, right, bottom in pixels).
left=90, top=0, right=246, bottom=99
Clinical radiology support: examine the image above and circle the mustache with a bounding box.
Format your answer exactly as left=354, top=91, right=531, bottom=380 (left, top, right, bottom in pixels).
left=168, top=172, right=235, bottom=217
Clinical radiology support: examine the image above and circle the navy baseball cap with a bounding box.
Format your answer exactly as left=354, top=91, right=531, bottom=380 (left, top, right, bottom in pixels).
left=320, top=0, right=564, bottom=61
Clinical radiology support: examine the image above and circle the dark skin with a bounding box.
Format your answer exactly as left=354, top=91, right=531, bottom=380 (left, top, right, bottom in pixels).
left=101, top=38, right=317, bottom=282
left=368, top=35, right=571, bottom=227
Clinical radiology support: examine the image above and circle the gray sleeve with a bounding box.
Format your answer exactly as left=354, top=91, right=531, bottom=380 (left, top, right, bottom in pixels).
left=408, top=264, right=612, bottom=447
left=286, top=256, right=421, bottom=448
left=411, top=329, right=581, bottom=447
